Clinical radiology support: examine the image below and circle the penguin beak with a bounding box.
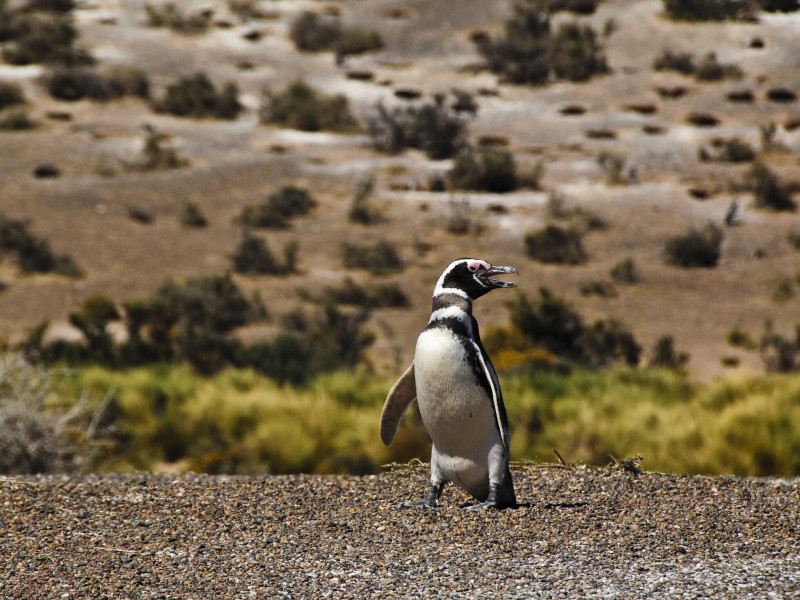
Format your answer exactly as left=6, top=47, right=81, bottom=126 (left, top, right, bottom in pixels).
left=480, top=265, right=518, bottom=288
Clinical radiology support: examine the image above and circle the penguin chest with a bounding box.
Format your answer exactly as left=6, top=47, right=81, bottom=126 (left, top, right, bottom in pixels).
left=414, top=328, right=499, bottom=461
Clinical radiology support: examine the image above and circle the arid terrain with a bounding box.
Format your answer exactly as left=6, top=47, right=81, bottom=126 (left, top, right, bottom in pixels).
left=1, top=0, right=799, bottom=379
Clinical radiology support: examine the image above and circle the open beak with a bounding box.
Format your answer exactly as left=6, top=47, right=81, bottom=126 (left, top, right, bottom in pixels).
left=480, top=265, right=518, bottom=288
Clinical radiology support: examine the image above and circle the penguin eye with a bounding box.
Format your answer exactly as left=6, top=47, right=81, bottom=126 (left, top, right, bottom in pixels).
left=468, top=264, right=478, bottom=272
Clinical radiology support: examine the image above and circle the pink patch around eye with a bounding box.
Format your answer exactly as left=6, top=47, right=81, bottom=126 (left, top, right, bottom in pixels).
left=467, top=260, right=491, bottom=272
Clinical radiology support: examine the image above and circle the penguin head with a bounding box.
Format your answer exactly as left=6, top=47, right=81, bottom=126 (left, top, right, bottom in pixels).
left=434, top=258, right=518, bottom=300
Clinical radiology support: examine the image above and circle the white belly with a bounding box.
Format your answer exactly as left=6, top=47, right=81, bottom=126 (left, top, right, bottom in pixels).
left=414, top=328, right=503, bottom=496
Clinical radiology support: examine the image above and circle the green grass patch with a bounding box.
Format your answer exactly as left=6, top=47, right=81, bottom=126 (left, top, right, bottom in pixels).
left=51, top=364, right=800, bottom=477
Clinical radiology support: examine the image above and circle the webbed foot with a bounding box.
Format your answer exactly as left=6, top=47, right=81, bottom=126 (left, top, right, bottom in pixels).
left=396, top=480, right=444, bottom=509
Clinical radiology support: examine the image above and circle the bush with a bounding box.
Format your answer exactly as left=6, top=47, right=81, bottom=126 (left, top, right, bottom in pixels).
left=694, top=52, right=743, bottom=81
left=548, top=0, right=601, bottom=13
left=0, top=81, right=25, bottom=109
left=260, top=79, right=357, bottom=132
left=0, top=353, right=82, bottom=474
left=748, top=162, right=795, bottom=211
left=610, top=257, right=640, bottom=284
left=653, top=48, right=695, bottom=74
left=238, top=186, right=317, bottom=229
left=289, top=11, right=341, bottom=51
left=180, top=202, right=208, bottom=228
left=145, top=2, right=212, bottom=34
left=154, top=72, right=242, bottom=120
left=367, top=95, right=468, bottom=159
left=343, top=240, right=404, bottom=275
left=289, top=11, right=383, bottom=57
left=475, top=0, right=608, bottom=85
left=662, top=0, right=755, bottom=21
left=525, top=225, right=587, bottom=264
left=348, top=177, right=384, bottom=224
left=138, top=125, right=186, bottom=171
left=0, top=211, right=82, bottom=276
left=664, top=223, right=723, bottom=268
left=699, top=137, right=756, bottom=163
left=649, top=335, right=690, bottom=369
left=232, top=232, right=297, bottom=275
left=0, top=107, right=36, bottom=130
left=1, top=12, right=91, bottom=66
left=449, top=146, right=518, bottom=193
left=324, top=277, right=409, bottom=309
left=498, top=288, right=640, bottom=368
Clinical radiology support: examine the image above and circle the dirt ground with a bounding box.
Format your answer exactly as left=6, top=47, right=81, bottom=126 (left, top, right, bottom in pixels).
left=0, top=0, right=799, bottom=379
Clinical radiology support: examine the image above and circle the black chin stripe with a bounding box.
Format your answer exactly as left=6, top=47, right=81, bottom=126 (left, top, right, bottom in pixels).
left=432, top=293, right=471, bottom=313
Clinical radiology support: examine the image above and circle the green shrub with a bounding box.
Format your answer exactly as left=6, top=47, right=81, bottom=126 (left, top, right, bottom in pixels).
left=0, top=81, right=25, bottom=109
left=348, top=177, right=384, bottom=224
left=0, top=107, right=36, bottom=130
left=324, top=277, right=409, bottom=309
left=525, top=225, right=587, bottom=264
left=610, top=257, right=640, bottom=284
left=336, top=27, right=384, bottom=57
left=475, top=0, right=608, bottom=85
left=653, top=48, right=695, bottom=74
left=145, top=2, right=212, bottom=34
left=664, top=223, right=723, bottom=268
left=500, top=287, right=640, bottom=368
left=548, top=0, right=601, bottom=13
left=0, top=211, right=81, bottom=276
left=649, top=335, right=690, bottom=369
left=748, top=162, right=795, bottom=211
left=1, top=12, right=91, bottom=66
left=180, top=202, right=208, bottom=228
left=238, top=186, right=317, bottom=229
left=289, top=11, right=341, bottom=51
left=260, top=79, right=357, bottom=132
left=343, top=240, right=404, bottom=275
left=450, top=146, right=518, bottom=193
left=154, top=72, right=242, bottom=120
left=547, top=21, right=609, bottom=82
left=368, top=95, right=467, bottom=159
left=694, top=52, right=743, bottom=81
left=232, top=232, right=297, bottom=276
left=662, top=0, right=755, bottom=21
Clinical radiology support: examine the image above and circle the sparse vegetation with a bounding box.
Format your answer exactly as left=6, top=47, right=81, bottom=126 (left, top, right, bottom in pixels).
left=289, top=11, right=383, bottom=57
left=348, top=178, right=384, bottom=225
left=0, top=107, right=36, bottom=130
left=343, top=240, right=404, bottom=275
left=475, top=0, right=609, bottom=85
left=747, top=162, right=795, bottom=211
left=154, top=72, right=242, bottom=120
left=662, top=0, right=755, bottom=21
left=145, top=2, right=212, bottom=34
left=44, top=66, right=150, bottom=102
left=180, top=202, right=208, bottom=228
left=649, top=335, right=690, bottom=369
left=367, top=95, right=468, bottom=159
left=699, top=137, right=756, bottom=163
left=610, top=257, right=640, bottom=284
left=261, top=80, right=358, bottom=132
left=0, top=10, right=92, bottom=66
left=232, top=232, right=298, bottom=276
left=664, top=224, right=723, bottom=268
left=238, top=186, right=317, bottom=229
left=449, top=146, right=518, bottom=193
left=525, top=225, right=588, bottom=264
left=0, top=81, right=25, bottom=109
left=0, top=212, right=81, bottom=277
left=323, top=278, right=409, bottom=309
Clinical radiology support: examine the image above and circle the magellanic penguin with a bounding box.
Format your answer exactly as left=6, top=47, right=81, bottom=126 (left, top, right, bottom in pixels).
left=380, top=258, right=519, bottom=510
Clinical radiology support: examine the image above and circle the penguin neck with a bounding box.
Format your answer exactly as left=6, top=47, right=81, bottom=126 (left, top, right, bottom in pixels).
left=430, top=291, right=473, bottom=323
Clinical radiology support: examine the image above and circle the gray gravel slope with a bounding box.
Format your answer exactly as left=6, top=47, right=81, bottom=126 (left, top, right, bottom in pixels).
left=1, top=467, right=798, bottom=599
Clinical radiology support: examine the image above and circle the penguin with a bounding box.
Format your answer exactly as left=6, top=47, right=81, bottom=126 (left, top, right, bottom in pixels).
left=380, top=258, right=519, bottom=510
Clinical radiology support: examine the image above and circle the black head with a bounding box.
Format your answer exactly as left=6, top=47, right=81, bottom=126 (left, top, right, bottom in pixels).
left=433, top=258, right=519, bottom=300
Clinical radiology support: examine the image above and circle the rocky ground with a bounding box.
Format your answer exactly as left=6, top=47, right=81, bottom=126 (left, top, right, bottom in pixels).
left=1, top=466, right=798, bottom=599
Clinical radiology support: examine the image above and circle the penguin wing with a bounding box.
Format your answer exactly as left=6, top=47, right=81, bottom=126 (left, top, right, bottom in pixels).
left=471, top=317, right=511, bottom=452
left=379, top=362, right=416, bottom=446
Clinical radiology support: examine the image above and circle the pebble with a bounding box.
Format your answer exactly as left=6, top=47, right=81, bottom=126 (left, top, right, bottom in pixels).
left=0, top=468, right=798, bottom=599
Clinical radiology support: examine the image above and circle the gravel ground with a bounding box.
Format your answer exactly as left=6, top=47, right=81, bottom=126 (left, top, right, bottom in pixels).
left=1, top=466, right=798, bottom=599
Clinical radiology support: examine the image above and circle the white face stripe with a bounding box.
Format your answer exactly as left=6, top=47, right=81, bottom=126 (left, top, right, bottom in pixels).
left=433, top=258, right=490, bottom=298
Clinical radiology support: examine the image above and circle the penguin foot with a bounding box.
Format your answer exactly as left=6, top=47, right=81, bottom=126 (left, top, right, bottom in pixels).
left=397, top=481, right=444, bottom=509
